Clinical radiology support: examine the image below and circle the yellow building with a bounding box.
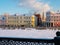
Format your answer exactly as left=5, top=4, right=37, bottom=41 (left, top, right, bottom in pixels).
left=31, top=15, right=36, bottom=27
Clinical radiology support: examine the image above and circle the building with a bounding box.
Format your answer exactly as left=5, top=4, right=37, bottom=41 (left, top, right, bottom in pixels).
left=0, top=13, right=42, bottom=28
left=18, top=15, right=32, bottom=27
left=31, top=15, right=37, bottom=27
left=0, top=15, right=6, bottom=27
left=34, top=14, right=42, bottom=27
left=46, top=11, right=60, bottom=27
left=51, top=13, right=60, bottom=27
left=1, top=14, right=38, bottom=28
left=5, top=15, right=18, bottom=27
left=46, top=11, right=54, bottom=27
left=41, top=12, right=46, bottom=27
left=41, top=12, right=46, bottom=22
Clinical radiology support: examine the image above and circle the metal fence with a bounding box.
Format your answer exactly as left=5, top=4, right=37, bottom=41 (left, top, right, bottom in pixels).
left=0, top=31, right=60, bottom=45
left=0, top=37, right=55, bottom=45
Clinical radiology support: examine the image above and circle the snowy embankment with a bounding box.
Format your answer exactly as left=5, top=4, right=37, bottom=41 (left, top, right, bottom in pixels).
left=0, top=28, right=59, bottom=39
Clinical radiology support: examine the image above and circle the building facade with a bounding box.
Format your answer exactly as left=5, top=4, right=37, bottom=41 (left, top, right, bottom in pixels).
left=50, top=13, right=60, bottom=27
left=0, top=13, right=43, bottom=28
left=4, top=14, right=32, bottom=27
left=18, top=15, right=32, bottom=27
left=41, top=12, right=46, bottom=27
left=0, top=15, right=6, bottom=26
left=0, top=14, right=37, bottom=28
left=35, top=14, right=42, bottom=27
left=46, top=11, right=60, bottom=27
left=31, top=15, right=37, bottom=27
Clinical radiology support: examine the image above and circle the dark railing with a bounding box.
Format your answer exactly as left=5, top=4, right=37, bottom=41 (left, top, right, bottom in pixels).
left=0, top=37, right=54, bottom=45
left=0, top=31, right=60, bottom=45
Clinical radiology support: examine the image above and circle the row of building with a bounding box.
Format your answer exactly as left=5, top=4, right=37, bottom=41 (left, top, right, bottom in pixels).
left=0, top=15, right=34, bottom=28
left=0, top=11, right=60, bottom=28
left=0, top=13, right=42, bottom=28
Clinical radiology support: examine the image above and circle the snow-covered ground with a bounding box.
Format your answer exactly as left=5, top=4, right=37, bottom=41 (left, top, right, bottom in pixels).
left=0, top=28, right=59, bottom=39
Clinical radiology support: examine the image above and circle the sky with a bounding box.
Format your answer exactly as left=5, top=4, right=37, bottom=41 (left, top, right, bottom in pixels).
left=0, top=0, right=60, bottom=15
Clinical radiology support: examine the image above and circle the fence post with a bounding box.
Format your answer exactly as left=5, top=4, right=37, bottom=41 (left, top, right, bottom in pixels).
left=54, top=36, right=60, bottom=45
left=54, top=31, right=60, bottom=45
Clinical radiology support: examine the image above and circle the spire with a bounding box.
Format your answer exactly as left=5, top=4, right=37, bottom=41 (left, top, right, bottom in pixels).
left=42, top=12, right=44, bottom=20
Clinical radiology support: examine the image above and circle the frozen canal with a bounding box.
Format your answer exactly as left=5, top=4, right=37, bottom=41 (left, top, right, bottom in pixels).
left=0, top=28, right=59, bottom=39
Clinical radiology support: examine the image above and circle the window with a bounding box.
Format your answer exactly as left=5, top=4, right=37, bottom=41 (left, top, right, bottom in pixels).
left=20, top=21, right=22, bottom=23
left=29, top=17, right=30, bottom=19
left=20, top=17, right=22, bottom=19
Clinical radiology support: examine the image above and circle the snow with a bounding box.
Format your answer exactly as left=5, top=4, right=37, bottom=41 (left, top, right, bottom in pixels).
left=0, top=28, right=59, bottom=39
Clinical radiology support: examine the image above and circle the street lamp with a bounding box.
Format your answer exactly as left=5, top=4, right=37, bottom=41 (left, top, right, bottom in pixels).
left=57, top=22, right=58, bottom=29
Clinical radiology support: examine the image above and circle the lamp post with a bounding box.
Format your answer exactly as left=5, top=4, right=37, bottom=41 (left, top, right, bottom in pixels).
left=57, top=22, right=58, bottom=29
left=53, top=15, right=55, bottom=30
